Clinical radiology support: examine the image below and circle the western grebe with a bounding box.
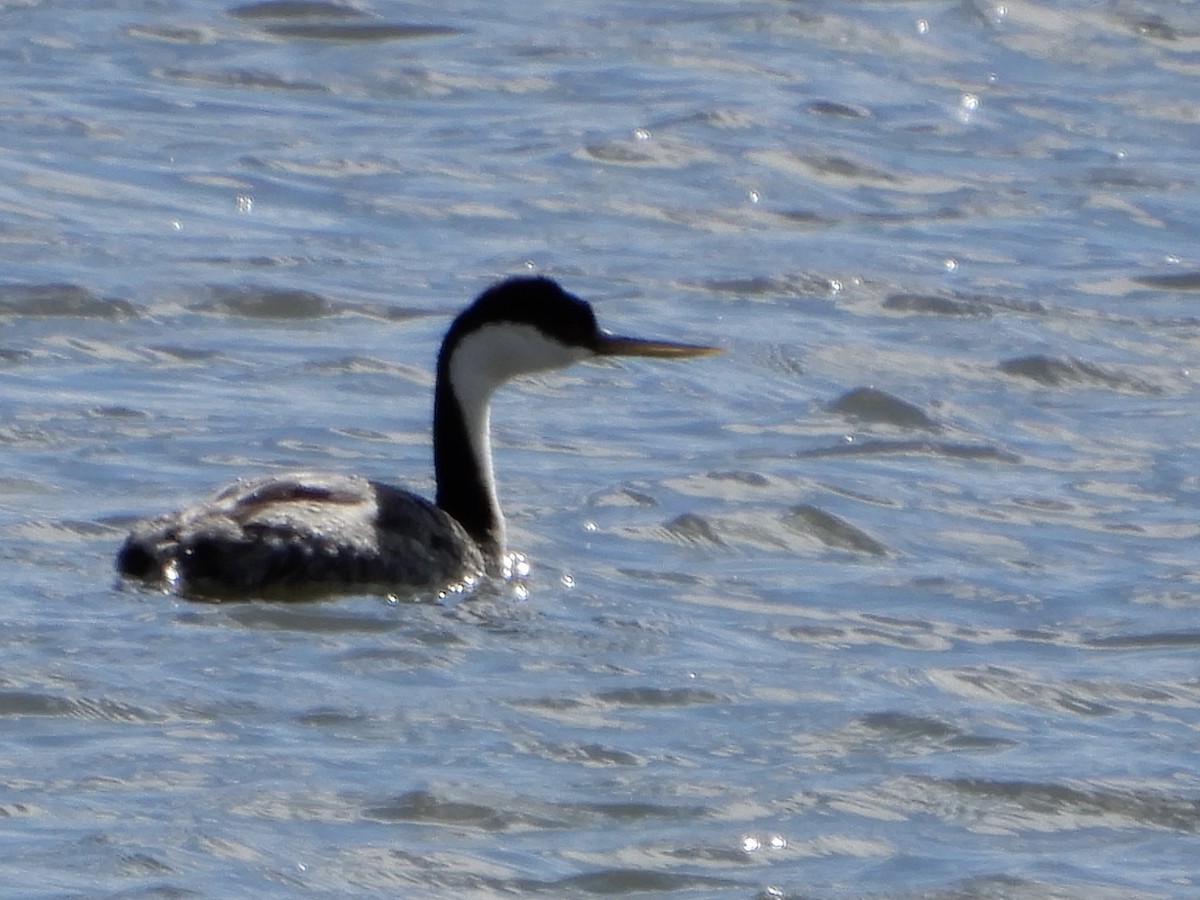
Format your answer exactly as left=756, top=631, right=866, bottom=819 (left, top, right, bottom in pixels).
left=117, top=276, right=720, bottom=598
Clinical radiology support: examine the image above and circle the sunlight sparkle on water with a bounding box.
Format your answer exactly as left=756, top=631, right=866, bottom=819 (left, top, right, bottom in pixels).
left=956, top=93, right=980, bottom=124
left=501, top=552, right=531, bottom=579
left=435, top=572, right=481, bottom=602
left=741, top=834, right=788, bottom=854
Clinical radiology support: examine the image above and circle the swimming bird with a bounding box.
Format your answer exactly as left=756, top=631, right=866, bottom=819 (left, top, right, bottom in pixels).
left=117, top=276, right=720, bottom=598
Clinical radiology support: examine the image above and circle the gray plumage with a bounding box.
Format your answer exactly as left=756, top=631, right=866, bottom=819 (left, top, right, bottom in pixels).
left=117, top=472, right=484, bottom=598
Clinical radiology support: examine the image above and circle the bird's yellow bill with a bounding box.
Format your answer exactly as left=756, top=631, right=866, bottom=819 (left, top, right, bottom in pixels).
left=594, top=333, right=723, bottom=358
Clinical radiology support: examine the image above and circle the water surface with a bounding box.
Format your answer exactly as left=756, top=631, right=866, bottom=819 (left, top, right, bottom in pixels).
left=2, top=1, right=1199, bottom=897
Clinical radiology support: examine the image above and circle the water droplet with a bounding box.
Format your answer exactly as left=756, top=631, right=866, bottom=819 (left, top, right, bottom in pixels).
left=748, top=190, right=760, bottom=204
left=235, top=194, right=253, bottom=214
left=916, top=18, right=929, bottom=35
left=741, top=835, right=761, bottom=853
left=633, top=127, right=651, bottom=141
left=944, top=257, right=958, bottom=272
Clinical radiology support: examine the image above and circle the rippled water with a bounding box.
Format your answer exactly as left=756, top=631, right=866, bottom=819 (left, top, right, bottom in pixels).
left=3, top=1, right=1200, bottom=897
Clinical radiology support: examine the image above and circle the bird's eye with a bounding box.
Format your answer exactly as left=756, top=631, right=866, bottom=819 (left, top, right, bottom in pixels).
left=558, top=319, right=590, bottom=346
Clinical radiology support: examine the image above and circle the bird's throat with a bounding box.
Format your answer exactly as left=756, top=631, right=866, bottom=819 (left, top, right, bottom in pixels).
left=433, top=366, right=504, bottom=558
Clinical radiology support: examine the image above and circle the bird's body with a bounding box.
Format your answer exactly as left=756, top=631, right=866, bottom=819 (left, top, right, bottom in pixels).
left=117, top=472, right=484, bottom=598
left=117, top=277, right=719, bottom=598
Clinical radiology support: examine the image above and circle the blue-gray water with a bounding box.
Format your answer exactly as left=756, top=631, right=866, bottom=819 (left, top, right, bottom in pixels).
left=2, top=1, right=1199, bottom=897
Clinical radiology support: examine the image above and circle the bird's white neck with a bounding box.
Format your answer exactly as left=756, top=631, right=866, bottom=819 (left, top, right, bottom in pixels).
left=434, top=322, right=590, bottom=559
left=444, top=347, right=503, bottom=553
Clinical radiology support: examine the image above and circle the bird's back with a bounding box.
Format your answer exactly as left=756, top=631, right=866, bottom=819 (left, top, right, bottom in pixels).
left=117, top=472, right=485, bottom=598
